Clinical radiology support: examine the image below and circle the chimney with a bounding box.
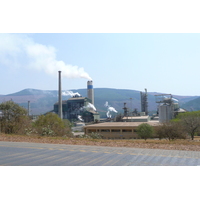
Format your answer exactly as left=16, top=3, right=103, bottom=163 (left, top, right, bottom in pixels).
left=87, top=80, right=94, bottom=105
left=58, top=71, right=63, bottom=119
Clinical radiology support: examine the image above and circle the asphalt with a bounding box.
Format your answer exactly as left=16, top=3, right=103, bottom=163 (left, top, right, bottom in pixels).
left=0, top=141, right=200, bottom=166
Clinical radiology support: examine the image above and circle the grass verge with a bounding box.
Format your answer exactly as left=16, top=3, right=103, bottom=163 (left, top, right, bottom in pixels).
left=0, top=133, right=200, bottom=151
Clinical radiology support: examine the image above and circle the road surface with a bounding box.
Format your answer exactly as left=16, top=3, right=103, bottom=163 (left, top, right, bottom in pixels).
left=0, top=141, right=200, bottom=166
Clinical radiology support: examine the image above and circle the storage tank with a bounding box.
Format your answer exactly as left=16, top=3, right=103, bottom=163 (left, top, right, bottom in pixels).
left=159, top=104, right=172, bottom=123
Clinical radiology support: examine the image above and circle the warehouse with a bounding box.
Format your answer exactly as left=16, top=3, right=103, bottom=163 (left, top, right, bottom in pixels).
left=84, top=121, right=159, bottom=139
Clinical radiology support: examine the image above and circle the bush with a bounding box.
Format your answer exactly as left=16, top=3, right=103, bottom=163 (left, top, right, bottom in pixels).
left=34, top=113, right=72, bottom=137
left=89, top=132, right=103, bottom=139
left=176, top=111, right=200, bottom=140
left=155, top=121, right=187, bottom=140
left=136, top=123, right=154, bottom=140
left=0, top=101, right=32, bottom=134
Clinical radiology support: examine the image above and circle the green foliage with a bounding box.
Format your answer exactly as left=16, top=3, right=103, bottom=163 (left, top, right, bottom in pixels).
left=63, top=119, right=73, bottom=129
left=33, top=113, right=72, bottom=137
left=136, top=123, right=154, bottom=140
left=177, top=110, right=200, bottom=119
left=0, top=101, right=30, bottom=134
left=181, top=97, right=200, bottom=111
left=176, top=111, right=200, bottom=140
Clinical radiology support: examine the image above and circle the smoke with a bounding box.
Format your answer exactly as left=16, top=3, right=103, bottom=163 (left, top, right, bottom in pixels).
left=62, top=91, right=81, bottom=97
left=80, top=102, right=96, bottom=112
left=78, top=115, right=84, bottom=122
left=0, top=33, right=92, bottom=80
left=87, top=103, right=96, bottom=111
left=104, top=101, right=118, bottom=118
left=163, top=96, right=179, bottom=102
left=172, top=98, right=179, bottom=102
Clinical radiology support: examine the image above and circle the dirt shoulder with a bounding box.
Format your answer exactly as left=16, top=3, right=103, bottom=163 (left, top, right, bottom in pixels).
left=1, top=133, right=200, bottom=151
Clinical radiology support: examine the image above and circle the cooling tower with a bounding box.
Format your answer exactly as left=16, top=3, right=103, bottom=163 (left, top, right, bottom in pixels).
left=58, top=71, right=63, bottom=119
left=87, top=80, right=94, bottom=105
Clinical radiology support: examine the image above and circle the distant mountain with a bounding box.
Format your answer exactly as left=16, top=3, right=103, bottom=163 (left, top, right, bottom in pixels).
left=0, top=88, right=199, bottom=116
left=180, top=97, right=200, bottom=111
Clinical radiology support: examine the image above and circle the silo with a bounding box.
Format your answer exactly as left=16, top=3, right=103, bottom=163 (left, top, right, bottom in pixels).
left=87, top=80, right=94, bottom=105
left=159, top=104, right=172, bottom=123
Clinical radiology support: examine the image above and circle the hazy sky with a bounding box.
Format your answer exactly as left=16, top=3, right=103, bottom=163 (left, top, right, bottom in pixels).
left=1, top=33, right=200, bottom=96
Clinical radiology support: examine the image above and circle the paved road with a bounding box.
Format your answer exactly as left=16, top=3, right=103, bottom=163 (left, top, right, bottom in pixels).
left=0, top=141, right=200, bottom=166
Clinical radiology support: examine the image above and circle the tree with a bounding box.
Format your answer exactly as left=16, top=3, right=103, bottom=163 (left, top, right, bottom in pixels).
left=176, top=111, right=200, bottom=140
left=136, top=123, right=154, bottom=140
left=155, top=121, right=187, bottom=140
left=0, top=101, right=30, bottom=134
left=34, top=113, right=72, bottom=137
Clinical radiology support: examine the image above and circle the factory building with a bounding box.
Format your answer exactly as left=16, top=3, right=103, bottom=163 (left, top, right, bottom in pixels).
left=54, top=96, right=99, bottom=122
left=155, top=94, right=186, bottom=123
left=54, top=74, right=99, bottom=123
left=84, top=121, right=159, bottom=139
left=122, top=115, right=150, bottom=122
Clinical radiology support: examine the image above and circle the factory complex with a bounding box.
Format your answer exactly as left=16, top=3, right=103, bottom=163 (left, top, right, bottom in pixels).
left=55, top=71, right=187, bottom=139
left=54, top=73, right=100, bottom=123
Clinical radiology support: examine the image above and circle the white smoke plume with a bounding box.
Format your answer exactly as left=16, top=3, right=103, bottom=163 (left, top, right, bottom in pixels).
left=80, top=102, right=96, bottom=112
left=172, top=98, right=179, bottom=102
left=87, top=103, right=96, bottom=111
left=0, top=33, right=92, bottom=80
left=78, top=115, right=84, bottom=122
left=62, top=91, right=81, bottom=97
left=104, top=101, right=118, bottom=118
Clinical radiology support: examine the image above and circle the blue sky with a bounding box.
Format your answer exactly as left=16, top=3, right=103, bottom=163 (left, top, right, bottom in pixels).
left=1, top=33, right=200, bottom=96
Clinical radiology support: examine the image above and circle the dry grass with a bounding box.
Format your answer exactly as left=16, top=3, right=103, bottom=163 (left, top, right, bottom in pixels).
left=1, top=133, right=200, bottom=151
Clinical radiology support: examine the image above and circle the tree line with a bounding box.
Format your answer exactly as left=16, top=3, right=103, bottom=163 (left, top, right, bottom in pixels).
left=1, top=100, right=200, bottom=140
left=0, top=101, right=72, bottom=137
left=137, top=111, right=200, bottom=140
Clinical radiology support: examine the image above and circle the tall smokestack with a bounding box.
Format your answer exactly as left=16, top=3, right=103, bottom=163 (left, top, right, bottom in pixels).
left=58, top=71, right=63, bottom=119
left=87, top=80, right=94, bottom=105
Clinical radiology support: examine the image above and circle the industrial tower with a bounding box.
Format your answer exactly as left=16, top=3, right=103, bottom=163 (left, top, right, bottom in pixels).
left=140, top=88, right=148, bottom=115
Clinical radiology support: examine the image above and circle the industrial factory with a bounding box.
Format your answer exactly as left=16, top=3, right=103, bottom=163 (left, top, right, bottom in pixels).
left=83, top=90, right=187, bottom=139
left=54, top=71, right=187, bottom=139
left=54, top=71, right=99, bottom=123
left=155, top=94, right=186, bottom=123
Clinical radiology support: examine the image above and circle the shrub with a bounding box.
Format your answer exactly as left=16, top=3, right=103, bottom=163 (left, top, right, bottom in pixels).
left=34, top=113, right=72, bottom=137
left=136, top=123, right=154, bottom=140
left=0, top=101, right=32, bottom=134
left=89, top=132, right=103, bottom=139
left=176, top=111, right=200, bottom=140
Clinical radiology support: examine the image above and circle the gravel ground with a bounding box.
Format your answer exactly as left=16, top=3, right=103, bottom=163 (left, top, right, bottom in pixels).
left=1, top=133, right=200, bottom=151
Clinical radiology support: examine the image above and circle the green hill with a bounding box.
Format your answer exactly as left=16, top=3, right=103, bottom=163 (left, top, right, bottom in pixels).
left=181, top=97, right=200, bottom=111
